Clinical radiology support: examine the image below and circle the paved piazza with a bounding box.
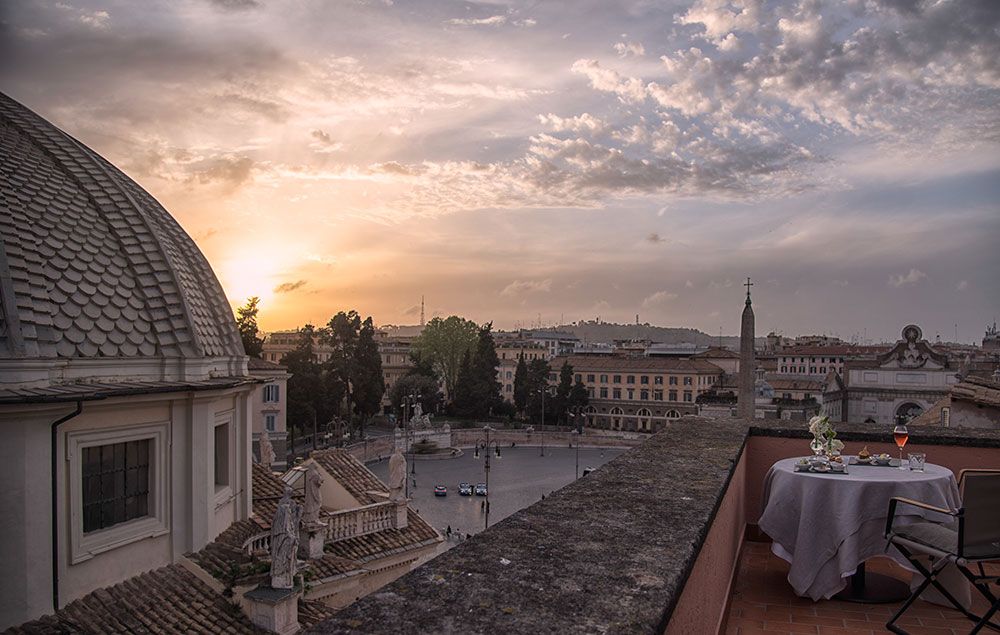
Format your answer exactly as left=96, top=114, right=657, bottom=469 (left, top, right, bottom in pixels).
left=369, top=445, right=626, bottom=540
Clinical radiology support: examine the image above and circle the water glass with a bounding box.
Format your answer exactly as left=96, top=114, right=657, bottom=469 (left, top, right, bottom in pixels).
left=908, top=452, right=926, bottom=472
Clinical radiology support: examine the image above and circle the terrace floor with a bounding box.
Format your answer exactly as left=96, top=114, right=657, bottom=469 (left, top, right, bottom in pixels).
left=726, top=541, right=998, bottom=635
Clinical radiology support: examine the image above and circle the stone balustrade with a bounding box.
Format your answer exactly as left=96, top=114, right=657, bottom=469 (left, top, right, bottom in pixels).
left=243, top=532, right=271, bottom=555
left=324, top=501, right=397, bottom=543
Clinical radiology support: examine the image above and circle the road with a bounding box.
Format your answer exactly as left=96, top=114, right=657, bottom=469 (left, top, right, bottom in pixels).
left=368, top=446, right=626, bottom=541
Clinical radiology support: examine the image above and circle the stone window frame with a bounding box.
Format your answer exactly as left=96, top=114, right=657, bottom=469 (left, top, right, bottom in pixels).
left=214, top=410, right=236, bottom=503
left=66, top=422, right=171, bottom=565
left=263, top=384, right=280, bottom=403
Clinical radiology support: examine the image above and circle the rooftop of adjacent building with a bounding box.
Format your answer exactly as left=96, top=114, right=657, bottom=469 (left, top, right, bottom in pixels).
left=306, top=418, right=1000, bottom=634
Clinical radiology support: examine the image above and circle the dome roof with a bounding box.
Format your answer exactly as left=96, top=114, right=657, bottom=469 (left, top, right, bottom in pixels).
left=0, top=93, right=245, bottom=382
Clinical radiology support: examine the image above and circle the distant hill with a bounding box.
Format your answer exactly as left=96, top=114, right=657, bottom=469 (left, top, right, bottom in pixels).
left=553, top=321, right=744, bottom=349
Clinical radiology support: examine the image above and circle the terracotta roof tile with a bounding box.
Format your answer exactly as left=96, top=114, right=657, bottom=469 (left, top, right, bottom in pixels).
left=310, top=449, right=388, bottom=506
left=298, top=599, right=339, bottom=629
left=8, top=565, right=263, bottom=634
left=323, top=509, right=440, bottom=563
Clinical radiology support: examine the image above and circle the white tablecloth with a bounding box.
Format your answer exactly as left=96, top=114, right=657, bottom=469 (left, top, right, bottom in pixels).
left=758, top=457, right=961, bottom=601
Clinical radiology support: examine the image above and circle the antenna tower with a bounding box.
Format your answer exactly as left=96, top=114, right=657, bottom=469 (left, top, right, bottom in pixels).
left=420, top=295, right=425, bottom=327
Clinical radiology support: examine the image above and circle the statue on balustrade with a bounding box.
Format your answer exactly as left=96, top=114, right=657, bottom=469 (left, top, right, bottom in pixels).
left=259, top=429, right=276, bottom=471
left=302, top=462, right=323, bottom=525
left=270, top=487, right=302, bottom=589
left=388, top=448, right=406, bottom=502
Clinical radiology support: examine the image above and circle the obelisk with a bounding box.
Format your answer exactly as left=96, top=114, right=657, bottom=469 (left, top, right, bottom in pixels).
left=738, top=278, right=756, bottom=420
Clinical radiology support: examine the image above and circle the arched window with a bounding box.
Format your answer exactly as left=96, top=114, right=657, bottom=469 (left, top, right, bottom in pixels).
left=665, top=409, right=681, bottom=419
left=895, top=402, right=923, bottom=425
left=610, top=406, right=624, bottom=431
left=636, top=407, right=652, bottom=432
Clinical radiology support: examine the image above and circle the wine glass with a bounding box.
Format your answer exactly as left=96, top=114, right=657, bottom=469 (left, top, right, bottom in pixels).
left=893, top=423, right=909, bottom=470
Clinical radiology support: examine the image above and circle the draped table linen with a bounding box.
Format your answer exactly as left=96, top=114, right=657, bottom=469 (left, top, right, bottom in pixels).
left=758, top=457, right=961, bottom=601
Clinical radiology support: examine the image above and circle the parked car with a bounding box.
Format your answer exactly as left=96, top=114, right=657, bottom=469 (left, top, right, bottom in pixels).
left=434, top=485, right=448, bottom=496
left=458, top=482, right=473, bottom=496
left=474, top=483, right=488, bottom=496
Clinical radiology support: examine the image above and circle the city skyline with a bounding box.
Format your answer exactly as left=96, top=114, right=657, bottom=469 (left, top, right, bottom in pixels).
left=2, top=0, right=997, bottom=341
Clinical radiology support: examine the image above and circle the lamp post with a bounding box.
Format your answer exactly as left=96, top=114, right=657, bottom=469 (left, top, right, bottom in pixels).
left=534, top=386, right=551, bottom=457
left=569, top=409, right=583, bottom=479
left=402, top=392, right=420, bottom=496
left=474, top=425, right=502, bottom=530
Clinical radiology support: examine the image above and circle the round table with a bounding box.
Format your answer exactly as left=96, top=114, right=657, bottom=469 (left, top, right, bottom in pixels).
left=758, top=457, right=961, bottom=602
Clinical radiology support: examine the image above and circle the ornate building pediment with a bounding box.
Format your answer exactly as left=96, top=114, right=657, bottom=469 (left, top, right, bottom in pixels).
left=877, top=325, right=948, bottom=370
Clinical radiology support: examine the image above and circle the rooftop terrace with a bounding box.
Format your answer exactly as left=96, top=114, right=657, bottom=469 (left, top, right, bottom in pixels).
left=309, top=418, right=1000, bottom=634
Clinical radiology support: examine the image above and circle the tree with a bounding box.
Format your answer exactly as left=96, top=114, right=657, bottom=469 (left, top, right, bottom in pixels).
left=322, top=311, right=384, bottom=438
left=388, top=374, right=441, bottom=416
left=552, top=361, right=575, bottom=424
left=470, top=322, right=503, bottom=416
left=411, top=316, right=479, bottom=399
left=525, top=358, right=551, bottom=423
left=282, top=325, right=344, bottom=447
left=235, top=296, right=265, bottom=358
left=450, top=323, right=503, bottom=419
left=451, top=350, right=476, bottom=416
left=568, top=379, right=590, bottom=430
left=513, top=354, right=528, bottom=414
left=352, top=317, right=385, bottom=422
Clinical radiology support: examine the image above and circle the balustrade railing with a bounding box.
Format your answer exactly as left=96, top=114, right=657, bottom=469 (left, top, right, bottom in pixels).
left=325, top=501, right=397, bottom=543
left=242, top=501, right=399, bottom=554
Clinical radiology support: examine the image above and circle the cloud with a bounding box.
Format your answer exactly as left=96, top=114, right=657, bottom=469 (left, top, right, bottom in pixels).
left=402, top=305, right=421, bottom=316
left=641, top=290, right=678, bottom=308
left=206, top=0, right=261, bottom=9
left=888, top=268, right=927, bottom=288
left=501, top=279, right=553, bottom=296
left=78, top=10, right=110, bottom=30
left=274, top=280, right=308, bottom=293
left=187, top=156, right=255, bottom=188
left=614, top=41, right=645, bottom=57
left=445, top=15, right=507, bottom=26
left=538, top=113, right=606, bottom=134
left=645, top=232, right=666, bottom=243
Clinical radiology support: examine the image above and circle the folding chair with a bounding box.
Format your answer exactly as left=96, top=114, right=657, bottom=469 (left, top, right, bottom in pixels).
left=884, top=469, right=1000, bottom=634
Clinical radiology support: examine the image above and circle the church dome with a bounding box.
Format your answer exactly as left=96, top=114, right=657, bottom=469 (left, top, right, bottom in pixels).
left=0, top=93, right=245, bottom=386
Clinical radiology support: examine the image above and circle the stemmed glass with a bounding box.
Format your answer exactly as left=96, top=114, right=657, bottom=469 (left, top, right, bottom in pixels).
left=893, top=423, right=909, bottom=470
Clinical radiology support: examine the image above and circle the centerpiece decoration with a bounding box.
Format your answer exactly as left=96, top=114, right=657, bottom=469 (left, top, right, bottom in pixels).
left=808, top=415, right=844, bottom=457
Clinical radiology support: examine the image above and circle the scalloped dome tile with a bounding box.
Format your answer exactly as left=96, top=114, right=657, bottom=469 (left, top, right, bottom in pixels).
left=0, top=92, right=243, bottom=363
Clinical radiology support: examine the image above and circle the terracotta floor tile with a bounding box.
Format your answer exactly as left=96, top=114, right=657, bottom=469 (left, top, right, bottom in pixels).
left=725, top=539, right=996, bottom=635
left=765, top=621, right=817, bottom=634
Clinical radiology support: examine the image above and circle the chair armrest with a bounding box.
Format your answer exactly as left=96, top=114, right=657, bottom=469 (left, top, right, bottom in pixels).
left=885, top=496, right=959, bottom=538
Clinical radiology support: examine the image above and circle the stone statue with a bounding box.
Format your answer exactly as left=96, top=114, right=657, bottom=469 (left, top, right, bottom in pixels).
left=270, top=487, right=302, bottom=590
left=411, top=402, right=423, bottom=424
left=302, top=463, right=323, bottom=525
left=259, top=429, right=275, bottom=471
left=388, top=449, right=406, bottom=501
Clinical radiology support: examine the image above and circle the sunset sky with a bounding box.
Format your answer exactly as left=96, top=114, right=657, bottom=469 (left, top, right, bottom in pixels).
left=2, top=0, right=998, bottom=341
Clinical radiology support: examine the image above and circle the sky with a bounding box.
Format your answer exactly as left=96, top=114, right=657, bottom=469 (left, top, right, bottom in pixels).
left=1, top=0, right=998, bottom=342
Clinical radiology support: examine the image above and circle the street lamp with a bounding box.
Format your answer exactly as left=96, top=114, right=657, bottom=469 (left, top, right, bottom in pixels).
left=534, top=386, right=552, bottom=457
left=569, top=408, right=584, bottom=479
left=473, top=425, right=502, bottom=530
left=402, top=391, right=420, bottom=496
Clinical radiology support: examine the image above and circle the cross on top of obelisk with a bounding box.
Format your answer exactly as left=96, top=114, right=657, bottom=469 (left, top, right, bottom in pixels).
left=744, top=277, right=753, bottom=305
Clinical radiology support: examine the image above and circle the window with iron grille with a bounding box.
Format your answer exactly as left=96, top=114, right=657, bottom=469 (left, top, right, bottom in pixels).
left=82, top=440, right=150, bottom=533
